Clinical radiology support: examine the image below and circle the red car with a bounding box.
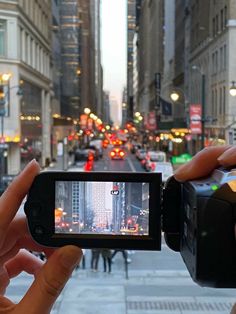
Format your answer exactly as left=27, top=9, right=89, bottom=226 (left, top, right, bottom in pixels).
left=110, top=148, right=125, bottom=160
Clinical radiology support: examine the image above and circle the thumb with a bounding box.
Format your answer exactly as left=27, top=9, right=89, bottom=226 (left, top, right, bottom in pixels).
left=18, top=246, right=82, bottom=314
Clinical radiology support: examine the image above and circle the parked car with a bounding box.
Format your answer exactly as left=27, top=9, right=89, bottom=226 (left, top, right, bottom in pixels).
left=90, top=139, right=103, bottom=157
left=143, top=151, right=167, bottom=171
left=74, top=148, right=96, bottom=161
left=136, top=148, right=147, bottom=160
left=152, top=162, right=174, bottom=183
left=130, top=143, right=141, bottom=154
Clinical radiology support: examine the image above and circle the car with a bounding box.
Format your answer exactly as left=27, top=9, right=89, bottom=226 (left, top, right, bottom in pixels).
left=74, top=148, right=96, bottom=161
left=152, top=162, right=174, bottom=182
left=90, top=139, right=103, bottom=157
left=110, top=147, right=125, bottom=160
left=130, top=143, right=141, bottom=154
left=112, top=138, right=123, bottom=146
left=136, top=148, right=147, bottom=160
left=144, top=151, right=167, bottom=171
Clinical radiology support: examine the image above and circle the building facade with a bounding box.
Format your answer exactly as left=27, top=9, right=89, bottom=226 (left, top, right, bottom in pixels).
left=0, top=0, right=51, bottom=174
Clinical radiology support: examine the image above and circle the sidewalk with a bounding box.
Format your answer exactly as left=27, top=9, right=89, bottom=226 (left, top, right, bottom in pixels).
left=52, top=267, right=235, bottom=314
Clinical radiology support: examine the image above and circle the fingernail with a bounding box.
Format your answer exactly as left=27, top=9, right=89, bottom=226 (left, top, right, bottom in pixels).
left=60, top=246, right=82, bottom=270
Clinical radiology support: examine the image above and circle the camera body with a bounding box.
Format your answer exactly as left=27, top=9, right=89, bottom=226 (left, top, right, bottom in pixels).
left=24, top=169, right=236, bottom=288
left=163, top=169, right=236, bottom=288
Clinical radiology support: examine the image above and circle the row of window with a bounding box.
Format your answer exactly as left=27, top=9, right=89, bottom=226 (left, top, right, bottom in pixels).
left=19, top=27, right=50, bottom=78
left=18, top=0, right=49, bottom=39
left=212, top=6, right=227, bottom=37
left=212, top=86, right=226, bottom=118
left=212, top=44, right=227, bottom=74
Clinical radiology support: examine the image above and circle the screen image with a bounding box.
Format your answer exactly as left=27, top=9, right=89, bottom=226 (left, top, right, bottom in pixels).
left=55, top=181, right=149, bottom=236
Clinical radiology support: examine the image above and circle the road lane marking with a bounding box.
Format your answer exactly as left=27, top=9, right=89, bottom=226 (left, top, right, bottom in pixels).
left=127, top=157, right=136, bottom=172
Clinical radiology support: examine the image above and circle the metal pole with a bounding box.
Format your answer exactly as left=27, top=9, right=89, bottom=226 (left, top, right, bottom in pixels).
left=1, top=115, right=3, bottom=139
left=201, top=74, right=206, bottom=149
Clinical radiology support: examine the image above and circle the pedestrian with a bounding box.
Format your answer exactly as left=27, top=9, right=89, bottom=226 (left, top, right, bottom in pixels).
left=111, top=249, right=131, bottom=264
left=76, top=249, right=86, bottom=270
left=90, top=249, right=100, bottom=271
left=101, top=249, right=112, bottom=273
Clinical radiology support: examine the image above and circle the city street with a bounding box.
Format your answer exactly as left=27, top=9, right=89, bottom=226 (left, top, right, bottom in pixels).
left=5, top=148, right=236, bottom=313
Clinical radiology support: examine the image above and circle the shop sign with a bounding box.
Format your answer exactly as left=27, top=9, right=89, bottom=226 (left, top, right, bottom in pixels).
left=172, top=153, right=192, bottom=164
left=190, top=104, right=202, bottom=134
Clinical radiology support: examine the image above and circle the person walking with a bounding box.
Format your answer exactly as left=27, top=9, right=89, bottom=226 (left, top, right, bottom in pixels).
left=101, top=249, right=112, bottom=273
left=90, top=249, right=100, bottom=271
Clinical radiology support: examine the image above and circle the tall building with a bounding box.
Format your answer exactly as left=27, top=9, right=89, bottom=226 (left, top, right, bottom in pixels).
left=59, top=0, right=103, bottom=119
left=135, top=0, right=164, bottom=117
left=0, top=0, right=52, bottom=174
left=127, top=0, right=136, bottom=120
left=60, top=0, right=81, bottom=118
left=89, top=0, right=103, bottom=117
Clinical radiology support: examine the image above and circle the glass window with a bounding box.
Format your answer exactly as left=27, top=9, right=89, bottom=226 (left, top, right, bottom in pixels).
left=0, top=20, right=6, bottom=56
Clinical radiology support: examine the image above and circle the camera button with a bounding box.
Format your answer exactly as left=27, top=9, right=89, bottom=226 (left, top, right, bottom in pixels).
left=34, top=226, right=44, bottom=235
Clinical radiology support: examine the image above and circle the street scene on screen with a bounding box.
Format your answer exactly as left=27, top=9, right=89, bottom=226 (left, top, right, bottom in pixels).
left=55, top=181, right=149, bottom=235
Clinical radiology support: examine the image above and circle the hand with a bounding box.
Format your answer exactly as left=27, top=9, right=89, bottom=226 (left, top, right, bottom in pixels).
left=0, top=160, right=82, bottom=314
left=174, top=145, right=236, bottom=181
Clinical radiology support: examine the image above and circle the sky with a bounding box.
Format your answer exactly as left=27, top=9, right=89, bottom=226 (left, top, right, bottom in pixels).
left=101, top=0, right=127, bottom=125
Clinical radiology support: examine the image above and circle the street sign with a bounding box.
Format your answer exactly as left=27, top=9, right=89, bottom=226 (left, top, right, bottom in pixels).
left=172, top=153, right=192, bottom=164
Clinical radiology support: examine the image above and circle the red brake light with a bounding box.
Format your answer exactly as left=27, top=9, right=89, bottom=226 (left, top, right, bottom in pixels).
left=110, top=151, right=115, bottom=157
left=119, top=151, right=125, bottom=157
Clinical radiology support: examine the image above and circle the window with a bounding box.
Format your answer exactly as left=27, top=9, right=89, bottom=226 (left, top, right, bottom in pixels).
left=224, top=6, right=227, bottom=27
left=219, top=87, right=222, bottom=115
left=212, top=18, right=215, bottom=37
left=216, top=14, right=219, bottom=34
left=220, top=9, right=224, bottom=31
left=223, top=44, right=227, bottom=70
left=0, top=20, right=6, bottom=57
left=220, top=47, right=223, bottom=71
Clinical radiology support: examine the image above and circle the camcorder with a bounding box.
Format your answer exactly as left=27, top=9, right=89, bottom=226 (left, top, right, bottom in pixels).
left=24, top=169, right=236, bottom=288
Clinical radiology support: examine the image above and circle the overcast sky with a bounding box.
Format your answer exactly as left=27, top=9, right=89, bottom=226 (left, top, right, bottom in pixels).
left=101, top=0, right=127, bottom=124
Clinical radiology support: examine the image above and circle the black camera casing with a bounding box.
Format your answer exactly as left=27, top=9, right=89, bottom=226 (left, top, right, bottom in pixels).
left=163, top=168, right=236, bottom=287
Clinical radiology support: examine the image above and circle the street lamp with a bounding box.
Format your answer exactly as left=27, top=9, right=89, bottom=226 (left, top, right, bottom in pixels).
left=229, top=81, right=236, bottom=97
left=192, top=65, right=206, bottom=150
left=170, top=92, right=180, bottom=102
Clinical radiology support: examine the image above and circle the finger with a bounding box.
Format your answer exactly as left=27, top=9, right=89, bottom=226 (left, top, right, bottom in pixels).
left=18, top=246, right=82, bottom=314
left=174, top=145, right=231, bottom=182
left=0, top=266, right=10, bottom=295
left=0, top=160, right=40, bottom=244
left=217, top=146, right=236, bottom=167
left=0, top=250, right=43, bottom=295
left=4, top=249, right=43, bottom=279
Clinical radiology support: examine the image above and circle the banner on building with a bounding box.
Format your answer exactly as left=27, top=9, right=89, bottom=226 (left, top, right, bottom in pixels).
left=145, top=111, right=157, bottom=131
left=190, top=104, right=202, bottom=134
